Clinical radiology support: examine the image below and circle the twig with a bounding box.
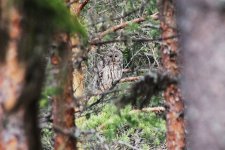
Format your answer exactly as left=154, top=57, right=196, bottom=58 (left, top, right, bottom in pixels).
left=120, top=76, right=142, bottom=83
left=89, top=35, right=178, bottom=46
left=117, top=141, right=140, bottom=150
left=77, top=0, right=90, bottom=15
left=96, top=133, right=110, bottom=150
left=122, top=68, right=150, bottom=73
left=89, top=8, right=140, bottom=27
left=53, top=125, right=96, bottom=139
left=131, top=106, right=166, bottom=113
left=74, top=89, right=119, bottom=104
left=151, top=12, right=159, bottom=20
left=92, top=17, right=146, bottom=41
left=91, top=12, right=159, bottom=41
left=111, top=8, right=139, bottom=21
left=88, top=79, right=121, bottom=109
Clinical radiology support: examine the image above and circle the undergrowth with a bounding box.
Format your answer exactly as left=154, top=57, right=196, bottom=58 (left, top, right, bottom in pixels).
left=76, top=103, right=166, bottom=149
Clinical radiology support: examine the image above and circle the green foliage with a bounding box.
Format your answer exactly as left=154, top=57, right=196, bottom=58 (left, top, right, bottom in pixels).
left=77, top=103, right=166, bottom=148
left=126, top=23, right=140, bottom=32
left=147, top=0, right=158, bottom=15
left=39, top=0, right=166, bottom=149
left=41, top=128, right=54, bottom=150
left=149, top=28, right=160, bottom=38
left=16, top=0, right=87, bottom=38
left=39, top=86, right=61, bottom=108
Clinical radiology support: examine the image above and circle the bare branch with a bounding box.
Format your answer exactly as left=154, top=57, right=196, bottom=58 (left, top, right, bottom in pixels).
left=131, top=106, right=165, bottom=113
left=92, top=17, right=146, bottom=41
left=88, top=79, right=121, bottom=109
left=89, top=35, right=178, bottom=46
left=53, top=125, right=95, bottom=139
left=116, top=141, right=139, bottom=150
left=111, top=8, right=139, bottom=21
left=77, top=0, right=90, bottom=15
left=120, top=76, right=142, bottom=83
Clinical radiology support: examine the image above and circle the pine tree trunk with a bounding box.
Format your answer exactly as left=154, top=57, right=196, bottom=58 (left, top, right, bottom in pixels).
left=52, top=1, right=86, bottom=149
left=159, top=0, right=185, bottom=149
left=51, top=35, right=76, bottom=150
left=0, top=1, right=50, bottom=149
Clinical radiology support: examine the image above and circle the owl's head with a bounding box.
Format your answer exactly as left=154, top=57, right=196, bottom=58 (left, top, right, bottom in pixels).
left=104, top=50, right=122, bottom=64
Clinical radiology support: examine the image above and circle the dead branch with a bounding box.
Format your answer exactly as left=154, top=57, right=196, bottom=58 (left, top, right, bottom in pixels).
left=91, top=12, right=159, bottom=41
left=53, top=125, right=95, bottom=139
left=92, top=17, right=146, bottom=41
left=131, top=106, right=165, bottom=113
left=120, top=76, right=142, bottom=83
left=88, top=80, right=121, bottom=109
left=116, top=141, right=139, bottom=150
left=77, top=89, right=118, bottom=101
left=77, top=0, right=90, bottom=15
left=89, top=35, right=178, bottom=46
left=88, top=9, right=139, bottom=27
left=122, top=68, right=150, bottom=73
left=112, top=8, right=139, bottom=21
left=151, top=12, right=159, bottom=20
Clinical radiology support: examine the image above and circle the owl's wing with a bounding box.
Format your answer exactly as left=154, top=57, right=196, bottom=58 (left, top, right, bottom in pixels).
left=97, top=60, right=103, bottom=71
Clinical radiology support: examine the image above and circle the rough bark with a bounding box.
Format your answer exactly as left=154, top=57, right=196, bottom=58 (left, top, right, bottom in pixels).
left=0, top=0, right=51, bottom=149
left=176, top=0, right=225, bottom=149
left=52, top=0, right=87, bottom=149
left=69, top=0, right=87, bottom=106
left=159, top=0, right=185, bottom=149
left=51, top=34, right=76, bottom=150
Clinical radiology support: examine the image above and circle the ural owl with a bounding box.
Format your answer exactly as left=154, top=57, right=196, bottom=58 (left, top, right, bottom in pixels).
left=94, top=49, right=123, bottom=92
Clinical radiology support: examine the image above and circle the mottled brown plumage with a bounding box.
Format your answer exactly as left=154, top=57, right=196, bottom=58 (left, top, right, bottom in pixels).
left=95, top=49, right=123, bottom=92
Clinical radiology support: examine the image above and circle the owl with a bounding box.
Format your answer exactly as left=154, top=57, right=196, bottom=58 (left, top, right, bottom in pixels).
left=94, top=49, right=123, bottom=92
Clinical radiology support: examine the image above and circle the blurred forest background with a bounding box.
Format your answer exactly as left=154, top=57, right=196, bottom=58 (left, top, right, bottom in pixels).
left=40, top=0, right=168, bottom=149
left=1, top=0, right=225, bottom=150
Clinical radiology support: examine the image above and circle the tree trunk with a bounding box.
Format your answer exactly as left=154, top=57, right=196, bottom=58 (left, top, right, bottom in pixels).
left=177, top=0, right=225, bottom=149
left=159, top=0, right=185, bottom=149
left=52, top=1, right=87, bottom=149
left=0, top=0, right=51, bottom=149
left=70, top=0, right=87, bottom=112
left=51, top=34, right=76, bottom=150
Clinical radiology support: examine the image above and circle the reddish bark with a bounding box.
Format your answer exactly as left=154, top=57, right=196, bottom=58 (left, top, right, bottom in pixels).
left=51, top=36, right=76, bottom=150
left=76, top=0, right=90, bottom=16
left=53, top=83, right=76, bottom=150
left=159, top=0, right=185, bottom=149
left=0, top=1, right=47, bottom=149
left=0, top=5, right=28, bottom=150
left=52, top=1, right=86, bottom=149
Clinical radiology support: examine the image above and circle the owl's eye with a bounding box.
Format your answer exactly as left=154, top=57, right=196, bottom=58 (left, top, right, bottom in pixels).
left=109, top=55, right=112, bottom=58
left=115, top=55, right=118, bottom=57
